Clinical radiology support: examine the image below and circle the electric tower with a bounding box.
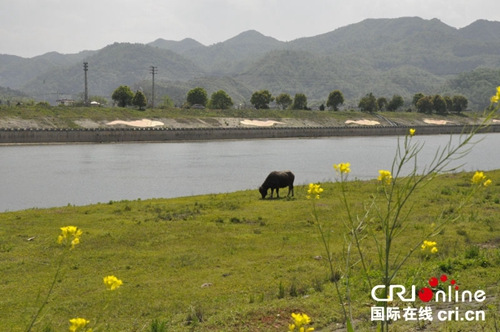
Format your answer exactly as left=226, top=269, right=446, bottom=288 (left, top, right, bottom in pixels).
left=83, top=62, right=89, bottom=106
left=150, top=66, right=157, bottom=108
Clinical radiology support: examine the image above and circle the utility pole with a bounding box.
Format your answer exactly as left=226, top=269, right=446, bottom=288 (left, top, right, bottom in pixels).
left=83, top=62, right=89, bottom=106
left=150, top=65, right=157, bottom=108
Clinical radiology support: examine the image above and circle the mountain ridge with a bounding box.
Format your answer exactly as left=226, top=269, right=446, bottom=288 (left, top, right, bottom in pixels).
left=1, top=17, right=499, bottom=109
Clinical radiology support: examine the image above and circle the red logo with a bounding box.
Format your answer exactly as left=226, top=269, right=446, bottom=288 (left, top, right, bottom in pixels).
left=418, top=274, right=458, bottom=302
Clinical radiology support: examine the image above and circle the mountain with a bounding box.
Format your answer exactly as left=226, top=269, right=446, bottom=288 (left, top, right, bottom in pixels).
left=459, top=19, right=500, bottom=42
left=148, top=30, right=285, bottom=75
left=288, top=17, right=491, bottom=75
left=21, top=43, right=204, bottom=102
left=0, top=86, right=28, bottom=103
left=0, top=51, right=94, bottom=89
left=148, top=38, right=205, bottom=54
left=180, top=30, right=286, bottom=75
left=1, top=17, right=500, bottom=109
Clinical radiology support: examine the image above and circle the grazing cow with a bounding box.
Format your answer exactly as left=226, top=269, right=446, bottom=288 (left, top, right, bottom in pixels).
left=259, top=171, right=295, bottom=199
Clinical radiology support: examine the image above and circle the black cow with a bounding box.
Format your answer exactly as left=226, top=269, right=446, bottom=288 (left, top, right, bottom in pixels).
left=259, top=171, right=295, bottom=199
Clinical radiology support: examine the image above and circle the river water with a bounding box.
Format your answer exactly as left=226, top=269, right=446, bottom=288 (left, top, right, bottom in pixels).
left=1, top=133, right=499, bottom=212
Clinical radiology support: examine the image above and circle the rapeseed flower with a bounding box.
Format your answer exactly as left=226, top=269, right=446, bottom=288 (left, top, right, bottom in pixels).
left=103, top=275, right=123, bottom=290
left=471, top=171, right=492, bottom=187
left=307, top=183, right=323, bottom=199
left=421, top=240, right=438, bottom=254
left=69, top=317, right=91, bottom=332
left=377, top=170, right=392, bottom=185
left=409, top=128, right=416, bottom=136
left=333, top=162, right=351, bottom=174
left=289, top=313, right=314, bottom=331
left=491, top=86, right=500, bottom=103
left=57, top=226, right=82, bottom=249
left=472, top=171, right=486, bottom=184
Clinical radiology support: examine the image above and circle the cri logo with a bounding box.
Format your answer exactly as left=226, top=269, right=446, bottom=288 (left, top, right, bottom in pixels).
left=371, top=274, right=459, bottom=302
left=418, top=274, right=458, bottom=302
left=372, top=274, right=486, bottom=304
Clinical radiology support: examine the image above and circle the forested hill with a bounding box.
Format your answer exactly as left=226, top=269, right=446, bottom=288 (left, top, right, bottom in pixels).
left=1, top=17, right=500, bottom=109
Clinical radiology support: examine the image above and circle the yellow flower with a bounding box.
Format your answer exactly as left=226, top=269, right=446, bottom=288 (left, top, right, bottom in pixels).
left=289, top=313, right=313, bottom=331
left=69, top=317, right=90, bottom=332
left=71, top=237, right=80, bottom=248
left=377, top=170, right=392, bottom=185
left=421, top=240, right=438, bottom=254
left=471, top=171, right=493, bottom=187
left=307, top=183, right=323, bottom=199
left=409, top=128, right=416, bottom=136
left=103, top=275, right=123, bottom=290
left=57, top=226, right=82, bottom=249
left=333, top=162, right=351, bottom=174
left=491, top=86, right=500, bottom=103
left=472, top=171, right=486, bottom=184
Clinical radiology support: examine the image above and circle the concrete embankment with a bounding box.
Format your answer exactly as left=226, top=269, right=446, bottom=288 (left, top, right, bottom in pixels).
left=1, top=125, right=499, bottom=144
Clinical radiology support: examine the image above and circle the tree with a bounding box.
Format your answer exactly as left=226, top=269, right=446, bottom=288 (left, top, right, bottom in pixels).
left=444, top=96, right=453, bottom=113
left=387, top=95, right=404, bottom=112
left=250, top=90, right=273, bottom=109
left=187, top=87, right=208, bottom=106
left=275, top=93, right=292, bottom=110
left=358, top=93, right=378, bottom=113
left=132, top=90, right=147, bottom=110
left=292, top=93, right=308, bottom=110
left=377, top=97, right=388, bottom=111
left=161, top=95, right=175, bottom=108
left=416, top=95, right=434, bottom=114
left=209, top=90, right=233, bottom=109
left=412, top=93, right=425, bottom=107
left=326, top=90, right=344, bottom=111
left=112, top=85, right=134, bottom=107
left=451, top=95, right=468, bottom=114
left=432, top=95, right=447, bottom=114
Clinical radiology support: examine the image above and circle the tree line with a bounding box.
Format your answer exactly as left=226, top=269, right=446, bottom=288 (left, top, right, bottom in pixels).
left=111, top=85, right=469, bottom=114
left=357, top=92, right=468, bottom=114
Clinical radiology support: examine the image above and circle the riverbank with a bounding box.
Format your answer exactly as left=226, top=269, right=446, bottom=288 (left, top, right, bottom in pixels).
left=2, top=123, right=500, bottom=144
left=2, top=171, right=499, bottom=331
left=1, top=106, right=499, bottom=143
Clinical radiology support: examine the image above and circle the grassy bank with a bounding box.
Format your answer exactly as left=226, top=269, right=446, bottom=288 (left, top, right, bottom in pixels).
left=0, top=104, right=491, bottom=129
left=1, top=170, right=499, bottom=331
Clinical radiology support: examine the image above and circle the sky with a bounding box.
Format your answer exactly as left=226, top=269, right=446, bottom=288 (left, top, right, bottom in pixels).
left=1, top=0, right=500, bottom=58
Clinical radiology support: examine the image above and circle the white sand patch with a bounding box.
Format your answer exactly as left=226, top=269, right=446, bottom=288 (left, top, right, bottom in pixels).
left=423, top=119, right=449, bottom=125
left=106, top=119, right=164, bottom=127
left=345, top=119, right=380, bottom=126
left=240, top=119, right=285, bottom=127
left=493, top=119, right=500, bottom=123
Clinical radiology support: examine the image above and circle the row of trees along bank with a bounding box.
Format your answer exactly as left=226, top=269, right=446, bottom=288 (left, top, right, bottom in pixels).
left=111, top=84, right=471, bottom=114
left=247, top=90, right=469, bottom=114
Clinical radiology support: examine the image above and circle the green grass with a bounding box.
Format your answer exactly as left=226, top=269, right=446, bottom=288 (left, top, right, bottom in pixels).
left=1, top=171, right=499, bottom=331
left=0, top=104, right=487, bottom=129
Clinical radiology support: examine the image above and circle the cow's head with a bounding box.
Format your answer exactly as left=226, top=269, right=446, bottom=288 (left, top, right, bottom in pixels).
left=259, top=186, right=267, bottom=199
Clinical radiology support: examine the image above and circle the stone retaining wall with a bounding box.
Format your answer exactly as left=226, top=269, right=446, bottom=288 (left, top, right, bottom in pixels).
left=1, top=125, right=499, bottom=144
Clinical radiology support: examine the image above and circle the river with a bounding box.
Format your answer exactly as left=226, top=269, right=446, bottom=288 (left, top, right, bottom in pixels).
left=1, top=133, right=499, bottom=212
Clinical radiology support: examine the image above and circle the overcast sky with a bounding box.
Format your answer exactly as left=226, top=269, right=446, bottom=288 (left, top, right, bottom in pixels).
left=1, top=0, right=500, bottom=58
